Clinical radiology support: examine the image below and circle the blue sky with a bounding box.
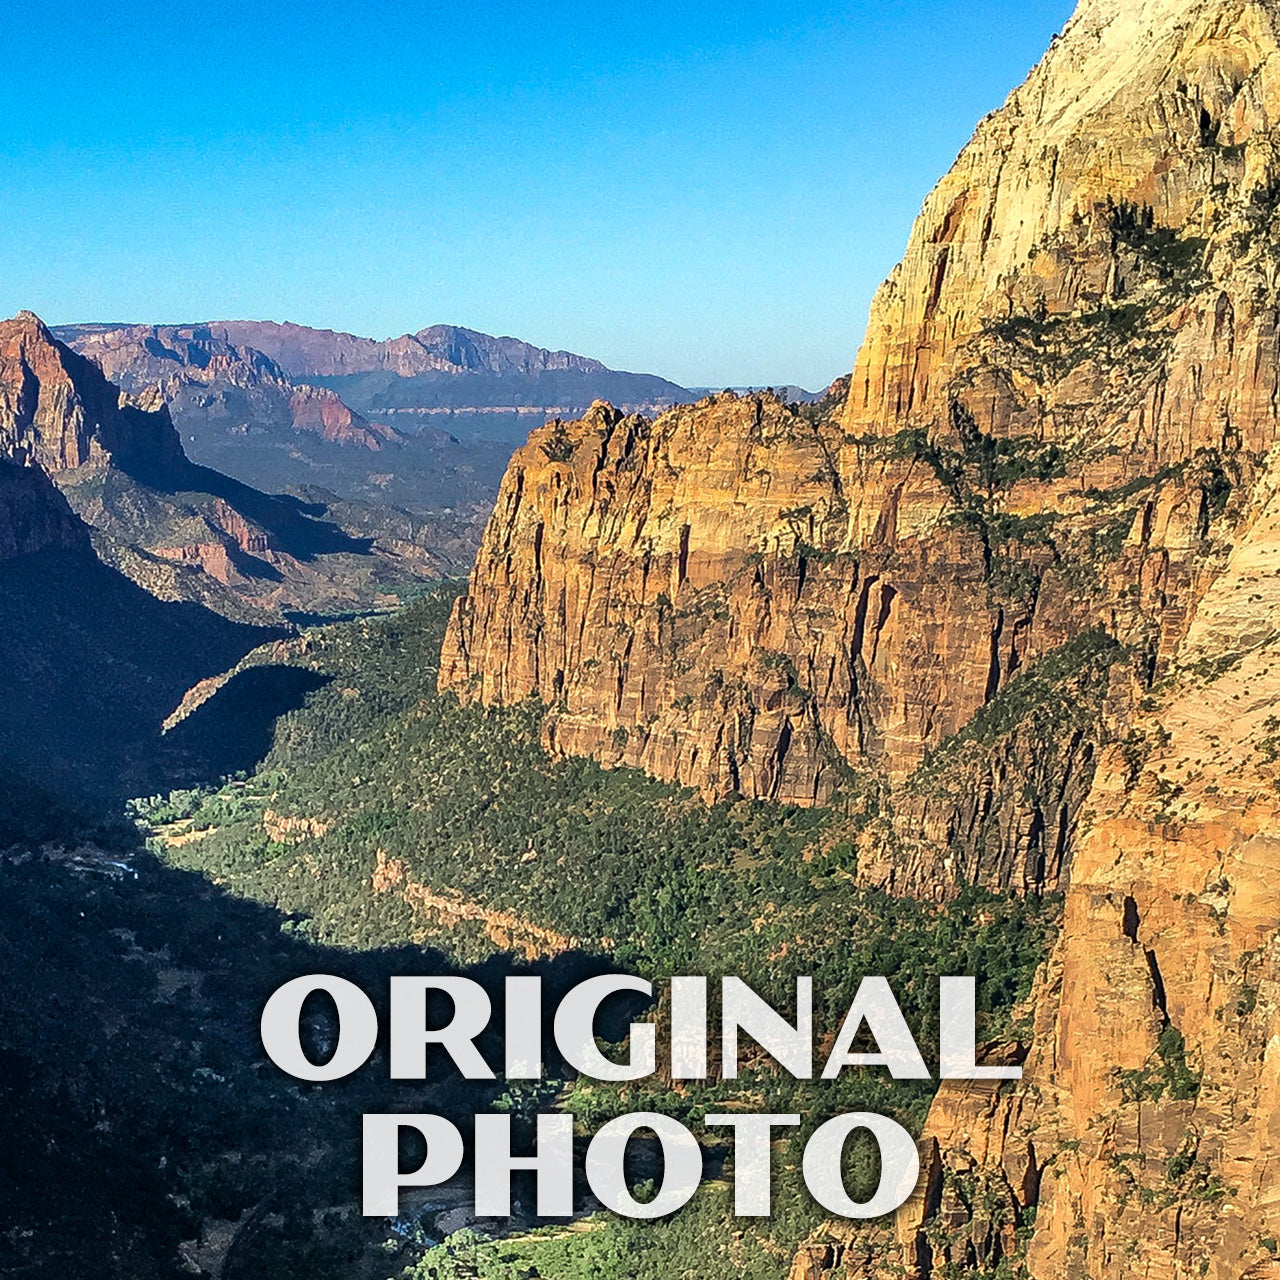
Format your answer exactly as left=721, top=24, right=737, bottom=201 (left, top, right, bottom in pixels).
left=7, top=0, right=1074, bottom=388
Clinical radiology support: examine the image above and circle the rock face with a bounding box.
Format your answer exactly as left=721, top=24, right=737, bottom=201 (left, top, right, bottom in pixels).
left=441, top=0, right=1280, bottom=892
left=286, top=384, right=397, bottom=449
left=825, top=456, right=1280, bottom=1279
left=441, top=0, right=1280, bottom=1270
left=1, top=312, right=186, bottom=478
left=0, top=312, right=467, bottom=620
left=56, top=323, right=394, bottom=450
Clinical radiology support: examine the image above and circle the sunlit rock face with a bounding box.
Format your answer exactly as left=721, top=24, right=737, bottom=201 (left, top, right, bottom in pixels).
left=0, top=311, right=186, bottom=477
left=444, top=0, right=1280, bottom=1270
left=442, top=0, right=1280, bottom=894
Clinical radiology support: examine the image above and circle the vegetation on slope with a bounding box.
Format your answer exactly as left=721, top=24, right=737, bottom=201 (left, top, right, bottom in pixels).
left=135, top=582, right=1061, bottom=1279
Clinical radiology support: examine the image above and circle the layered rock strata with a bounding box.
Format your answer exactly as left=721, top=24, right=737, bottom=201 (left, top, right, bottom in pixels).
left=441, top=0, right=1280, bottom=897
left=0, top=313, right=454, bottom=620
left=441, top=0, right=1280, bottom=1271
left=58, top=322, right=394, bottom=449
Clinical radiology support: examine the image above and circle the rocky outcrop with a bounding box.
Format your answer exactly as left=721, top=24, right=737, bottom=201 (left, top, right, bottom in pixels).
left=0, top=460, right=88, bottom=561
left=57, top=322, right=394, bottom=450
left=810, top=440, right=1280, bottom=1279
left=286, top=384, right=398, bottom=449
left=0, top=312, right=185, bottom=478
left=439, top=383, right=1234, bottom=894
left=440, top=0, right=1280, bottom=1270
left=370, top=849, right=577, bottom=960
left=0, top=312, right=462, bottom=621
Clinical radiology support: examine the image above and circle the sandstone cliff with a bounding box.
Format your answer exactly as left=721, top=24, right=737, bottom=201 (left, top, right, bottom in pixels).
left=440, top=0, right=1280, bottom=1271
left=0, top=312, right=462, bottom=620
left=441, top=0, right=1280, bottom=895
left=807, top=449, right=1280, bottom=1279
left=1, top=311, right=186, bottom=478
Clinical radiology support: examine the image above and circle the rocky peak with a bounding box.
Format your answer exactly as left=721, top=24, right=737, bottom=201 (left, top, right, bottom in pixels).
left=55, top=322, right=395, bottom=451
left=410, top=324, right=607, bottom=376
left=441, top=0, right=1280, bottom=908
left=0, top=312, right=186, bottom=479
left=844, top=0, right=1280, bottom=452
left=59, top=322, right=293, bottom=389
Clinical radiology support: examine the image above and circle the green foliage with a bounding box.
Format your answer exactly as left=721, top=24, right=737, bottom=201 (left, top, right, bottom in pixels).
left=889, top=422, right=1066, bottom=501
left=1112, top=210, right=1209, bottom=289
left=541, top=421, right=576, bottom=463
left=884, top=414, right=1068, bottom=608
left=145, top=582, right=1062, bottom=1277
left=0, top=829, right=473, bottom=1280
left=910, top=630, right=1123, bottom=794
left=1117, top=1025, right=1201, bottom=1102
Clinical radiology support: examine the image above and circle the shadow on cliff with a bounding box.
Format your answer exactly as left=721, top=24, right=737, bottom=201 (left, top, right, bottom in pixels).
left=122, top=448, right=377, bottom=563
left=0, top=541, right=289, bottom=803
left=159, top=663, right=333, bottom=781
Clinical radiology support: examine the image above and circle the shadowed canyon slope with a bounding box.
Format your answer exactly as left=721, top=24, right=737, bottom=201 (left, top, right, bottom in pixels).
left=55, top=320, right=694, bottom=545
left=0, top=314, right=287, bottom=797
left=441, top=0, right=1280, bottom=1273
left=5, top=313, right=476, bottom=621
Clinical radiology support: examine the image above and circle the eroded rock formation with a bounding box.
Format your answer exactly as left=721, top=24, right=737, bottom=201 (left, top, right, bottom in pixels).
left=0, top=312, right=462, bottom=620
left=58, top=322, right=395, bottom=450
left=1, top=311, right=186, bottom=478
left=440, top=0, right=1280, bottom=1270
left=441, top=0, right=1280, bottom=895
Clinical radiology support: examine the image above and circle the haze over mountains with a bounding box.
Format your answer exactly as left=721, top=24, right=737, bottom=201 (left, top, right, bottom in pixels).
left=55, top=320, right=694, bottom=514
left=15, top=0, right=1280, bottom=1275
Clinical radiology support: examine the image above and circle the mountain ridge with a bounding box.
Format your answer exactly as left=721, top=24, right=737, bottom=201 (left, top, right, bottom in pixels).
left=55, top=318, right=684, bottom=386
left=54, top=319, right=693, bottom=520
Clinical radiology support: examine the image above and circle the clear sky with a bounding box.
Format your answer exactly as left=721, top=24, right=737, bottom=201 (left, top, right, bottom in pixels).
left=7, top=0, right=1074, bottom=390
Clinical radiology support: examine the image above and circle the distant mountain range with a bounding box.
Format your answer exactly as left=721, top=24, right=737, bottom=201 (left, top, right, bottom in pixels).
left=184, top=320, right=613, bottom=378
left=0, top=309, right=511, bottom=797
left=54, top=320, right=694, bottom=514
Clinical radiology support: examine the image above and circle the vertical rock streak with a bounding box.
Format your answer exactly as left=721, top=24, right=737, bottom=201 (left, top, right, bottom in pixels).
left=443, top=0, right=1280, bottom=1270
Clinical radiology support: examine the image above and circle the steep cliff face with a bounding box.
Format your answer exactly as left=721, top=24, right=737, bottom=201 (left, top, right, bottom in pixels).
left=442, top=0, right=1280, bottom=898
left=0, top=312, right=186, bottom=478
left=0, top=312, right=464, bottom=620
left=808, top=444, right=1280, bottom=1279
left=442, top=0, right=1280, bottom=1271
left=0, top=459, right=89, bottom=561
left=843, top=0, right=1280, bottom=456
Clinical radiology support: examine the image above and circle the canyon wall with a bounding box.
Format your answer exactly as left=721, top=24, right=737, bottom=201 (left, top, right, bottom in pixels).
left=0, top=312, right=459, bottom=621
left=441, top=0, right=1280, bottom=895
left=0, top=311, right=186, bottom=478
left=442, top=0, right=1280, bottom=1271
left=60, top=323, right=397, bottom=450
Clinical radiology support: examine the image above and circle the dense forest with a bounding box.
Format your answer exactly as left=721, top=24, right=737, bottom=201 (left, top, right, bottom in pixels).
left=102, top=581, right=1063, bottom=1279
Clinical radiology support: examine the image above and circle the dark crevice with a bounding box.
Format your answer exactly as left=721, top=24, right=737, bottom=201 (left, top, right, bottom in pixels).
left=1145, top=947, right=1169, bottom=1023
left=1122, top=895, right=1140, bottom=941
